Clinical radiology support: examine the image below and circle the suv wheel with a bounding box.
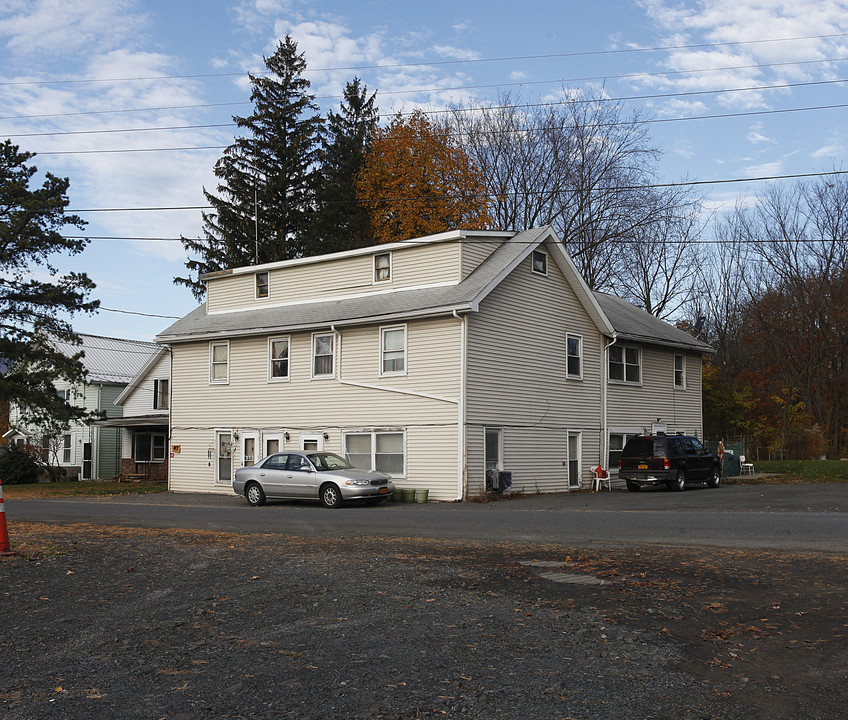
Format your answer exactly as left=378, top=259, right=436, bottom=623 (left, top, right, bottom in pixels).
left=668, top=469, right=686, bottom=492
left=707, top=467, right=720, bottom=488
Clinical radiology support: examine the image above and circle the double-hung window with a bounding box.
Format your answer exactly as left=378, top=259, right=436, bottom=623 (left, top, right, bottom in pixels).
left=133, top=433, right=166, bottom=463
left=609, top=345, right=640, bottom=383
left=255, top=272, right=269, bottom=298
left=380, top=326, right=406, bottom=376
left=312, top=333, right=335, bottom=378
left=374, top=253, right=391, bottom=283
left=62, top=434, right=72, bottom=464
left=674, top=354, right=686, bottom=389
left=344, top=431, right=405, bottom=476
left=269, top=336, right=290, bottom=381
left=153, top=379, right=169, bottom=409
left=210, top=341, right=229, bottom=384
left=566, top=333, right=582, bottom=379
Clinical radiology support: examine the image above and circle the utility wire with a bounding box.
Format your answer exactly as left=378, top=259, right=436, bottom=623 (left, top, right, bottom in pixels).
left=62, top=169, right=848, bottom=215
left=2, top=31, right=845, bottom=88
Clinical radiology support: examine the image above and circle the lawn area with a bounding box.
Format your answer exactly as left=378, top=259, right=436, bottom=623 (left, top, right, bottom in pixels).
left=1, top=480, right=168, bottom=499
left=745, top=459, right=848, bottom=484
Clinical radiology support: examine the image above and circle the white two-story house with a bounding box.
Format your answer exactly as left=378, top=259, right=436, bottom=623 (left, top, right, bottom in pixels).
left=157, top=227, right=712, bottom=501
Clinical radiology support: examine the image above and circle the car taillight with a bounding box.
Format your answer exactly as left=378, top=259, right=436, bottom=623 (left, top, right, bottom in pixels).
left=618, top=458, right=623, bottom=469
left=663, top=457, right=670, bottom=470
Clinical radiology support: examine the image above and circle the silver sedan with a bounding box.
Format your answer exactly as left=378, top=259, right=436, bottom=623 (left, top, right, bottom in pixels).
left=233, top=451, right=394, bottom=508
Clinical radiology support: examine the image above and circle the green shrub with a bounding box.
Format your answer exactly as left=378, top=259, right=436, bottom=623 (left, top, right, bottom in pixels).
left=0, top=446, right=43, bottom=485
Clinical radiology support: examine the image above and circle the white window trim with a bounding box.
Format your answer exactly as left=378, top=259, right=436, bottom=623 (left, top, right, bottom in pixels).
left=379, top=324, right=407, bottom=377
left=268, top=335, right=291, bottom=383
left=209, top=340, right=230, bottom=385
left=608, top=344, right=642, bottom=386
left=674, top=353, right=686, bottom=390
left=343, top=429, right=407, bottom=478
left=566, top=332, right=583, bottom=380
left=255, top=271, right=269, bottom=299
left=531, top=249, right=548, bottom=276
left=311, top=332, right=336, bottom=380
left=62, top=433, right=73, bottom=464
left=300, top=433, right=325, bottom=452
left=608, top=430, right=640, bottom=474
left=373, top=252, right=392, bottom=284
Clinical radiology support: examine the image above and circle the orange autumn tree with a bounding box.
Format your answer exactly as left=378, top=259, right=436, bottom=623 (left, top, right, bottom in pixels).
left=356, top=110, right=492, bottom=243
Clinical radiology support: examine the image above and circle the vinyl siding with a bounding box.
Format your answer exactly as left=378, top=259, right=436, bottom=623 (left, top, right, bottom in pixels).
left=169, top=316, right=463, bottom=499
left=607, top=348, right=704, bottom=435
left=460, top=238, right=499, bottom=279
left=122, top=353, right=171, bottom=417
left=206, top=241, right=462, bottom=313
left=465, top=244, right=604, bottom=495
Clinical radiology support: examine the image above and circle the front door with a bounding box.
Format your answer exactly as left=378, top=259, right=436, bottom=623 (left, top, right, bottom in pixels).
left=241, top=432, right=259, bottom=468
left=262, top=433, right=284, bottom=459
left=82, top=442, right=93, bottom=480
left=216, top=432, right=233, bottom=486
left=567, top=432, right=582, bottom=488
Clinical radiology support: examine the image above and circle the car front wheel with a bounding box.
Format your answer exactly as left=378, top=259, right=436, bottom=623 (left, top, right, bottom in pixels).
left=668, top=469, right=686, bottom=492
left=245, top=482, right=266, bottom=506
left=320, top=483, right=343, bottom=509
left=707, top=467, right=721, bottom=488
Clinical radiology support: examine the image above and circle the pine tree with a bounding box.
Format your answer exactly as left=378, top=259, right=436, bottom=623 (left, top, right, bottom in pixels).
left=176, top=36, right=322, bottom=300
left=0, top=140, right=99, bottom=425
left=307, top=78, right=379, bottom=254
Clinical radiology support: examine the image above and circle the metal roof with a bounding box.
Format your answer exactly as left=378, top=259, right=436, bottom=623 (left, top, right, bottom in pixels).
left=53, top=334, right=161, bottom=384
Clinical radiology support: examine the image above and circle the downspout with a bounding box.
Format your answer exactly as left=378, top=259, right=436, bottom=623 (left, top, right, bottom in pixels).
left=453, top=310, right=466, bottom=502
left=601, top=335, right=617, bottom=476
left=166, top=345, right=173, bottom=492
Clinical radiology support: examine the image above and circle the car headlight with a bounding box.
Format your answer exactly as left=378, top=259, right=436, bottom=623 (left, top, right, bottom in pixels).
left=345, top=479, right=371, bottom=486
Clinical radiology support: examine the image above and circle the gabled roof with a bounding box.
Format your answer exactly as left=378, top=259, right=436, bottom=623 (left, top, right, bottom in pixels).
left=158, top=227, right=612, bottom=343
left=114, top=347, right=169, bottom=406
left=593, top=291, right=714, bottom=353
left=54, top=334, right=160, bottom=384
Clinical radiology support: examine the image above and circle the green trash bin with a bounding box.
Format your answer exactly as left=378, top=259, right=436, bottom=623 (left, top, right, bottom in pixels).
left=414, top=488, right=429, bottom=503
left=400, top=488, right=415, bottom=503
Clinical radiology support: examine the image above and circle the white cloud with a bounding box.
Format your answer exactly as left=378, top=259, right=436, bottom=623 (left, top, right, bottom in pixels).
left=746, top=122, right=774, bottom=144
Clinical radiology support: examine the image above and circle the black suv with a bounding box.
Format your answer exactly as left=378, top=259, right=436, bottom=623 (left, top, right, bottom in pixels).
left=618, top=435, right=720, bottom=492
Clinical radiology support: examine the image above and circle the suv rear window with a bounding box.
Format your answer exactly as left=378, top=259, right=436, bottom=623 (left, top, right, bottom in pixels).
left=622, top=438, right=664, bottom=457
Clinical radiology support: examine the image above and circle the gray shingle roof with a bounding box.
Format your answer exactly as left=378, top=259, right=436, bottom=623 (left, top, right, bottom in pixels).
left=592, top=291, right=713, bottom=353
left=156, top=228, right=712, bottom=356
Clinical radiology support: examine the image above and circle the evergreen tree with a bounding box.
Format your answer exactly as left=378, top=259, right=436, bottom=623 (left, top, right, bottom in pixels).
left=0, top=140, right=99, bottom=425
left=307, top=78, right=379, bottom=254
left=176, top=35, right=322, bottom=300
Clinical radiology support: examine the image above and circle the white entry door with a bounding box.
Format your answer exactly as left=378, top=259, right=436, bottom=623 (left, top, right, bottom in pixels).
left=216, top=431, right=233, bottom=485
left=241, top=432, right=259, bottom=467
left=262, top=433, right=284, bottom=458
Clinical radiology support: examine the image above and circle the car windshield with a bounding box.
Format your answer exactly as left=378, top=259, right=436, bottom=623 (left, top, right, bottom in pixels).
left=308, top=452, right=354, bottom=471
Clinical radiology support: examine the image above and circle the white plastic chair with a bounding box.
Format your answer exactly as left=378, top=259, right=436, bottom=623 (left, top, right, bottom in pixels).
left=740, top=455, right=755, bottom=475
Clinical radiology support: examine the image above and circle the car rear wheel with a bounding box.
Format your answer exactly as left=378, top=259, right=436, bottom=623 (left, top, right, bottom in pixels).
left=320, top=483, right=343, bottom=509
left=707, top=467, right=721, bottom=488
left=245, top=482, right=266, bottom=506
left=626, top=480, right=640, bottom=492
left=668, top=469, right=686, bottom=491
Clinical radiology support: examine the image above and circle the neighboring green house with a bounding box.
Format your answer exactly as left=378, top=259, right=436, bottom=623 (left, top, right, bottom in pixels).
left=4, top=334, right=159, bottom=480
left=157, top=227, right=713, bottom=501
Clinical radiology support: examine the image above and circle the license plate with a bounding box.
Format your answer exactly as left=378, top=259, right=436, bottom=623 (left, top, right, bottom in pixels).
left=379, top=487, right=388, bottom=494
left=638, top=464, right=648, bottom=470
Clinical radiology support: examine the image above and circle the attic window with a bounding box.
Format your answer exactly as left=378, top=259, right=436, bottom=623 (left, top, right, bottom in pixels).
left=531, top=250, right=548, bottom=276
left=255, top=272, right=269, bottom=298
left=374, top=253, right=391, bottom=283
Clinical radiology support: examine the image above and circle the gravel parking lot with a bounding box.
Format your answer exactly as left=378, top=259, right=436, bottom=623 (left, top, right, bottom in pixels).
left=2, top=521, right=846, bottom=719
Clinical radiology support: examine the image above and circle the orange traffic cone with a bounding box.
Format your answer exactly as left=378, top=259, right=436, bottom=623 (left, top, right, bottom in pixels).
left=0, top=476, right=15, bottom=556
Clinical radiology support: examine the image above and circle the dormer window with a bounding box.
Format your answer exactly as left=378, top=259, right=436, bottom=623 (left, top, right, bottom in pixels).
left=531, top=249, right=548, bottom=276
left=255, top=272, right=269, bottom=298
left=374, top=253, right=391, bottom=283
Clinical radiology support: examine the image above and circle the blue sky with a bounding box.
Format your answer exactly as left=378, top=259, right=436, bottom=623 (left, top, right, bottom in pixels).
left=1, top=0, right=846, bottom=340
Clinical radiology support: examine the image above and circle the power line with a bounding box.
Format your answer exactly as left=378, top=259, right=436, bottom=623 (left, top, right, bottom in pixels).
left=62, top=169, right=848, bottom=216
left=98, top=306, right=181, bottom=319
left=2, top=31, right=846, bottom=88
